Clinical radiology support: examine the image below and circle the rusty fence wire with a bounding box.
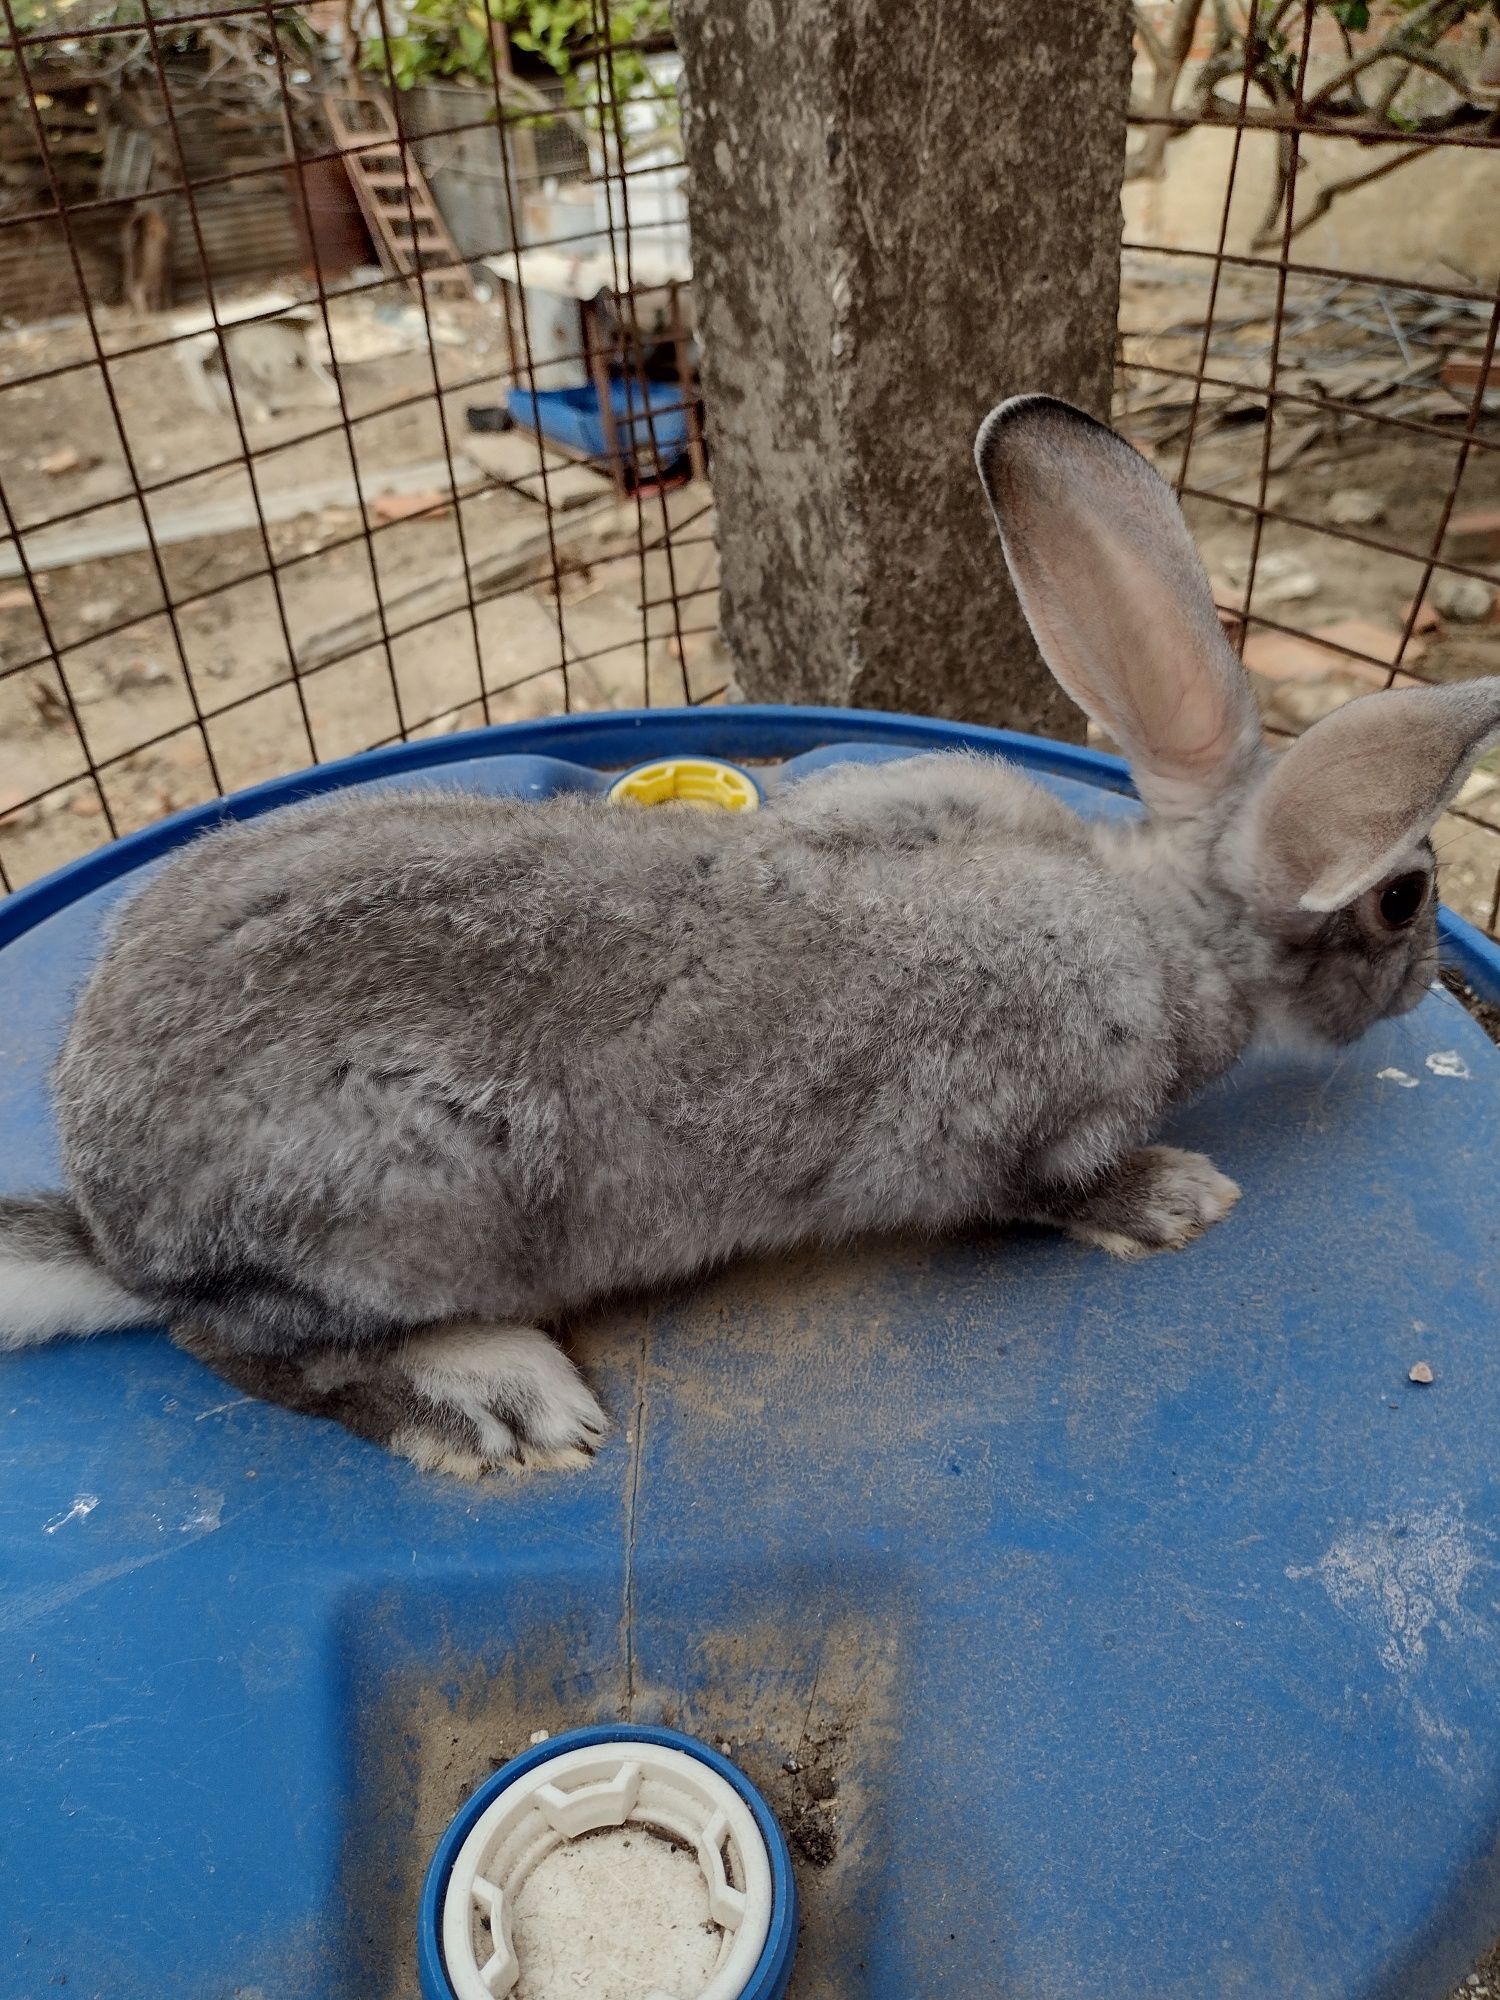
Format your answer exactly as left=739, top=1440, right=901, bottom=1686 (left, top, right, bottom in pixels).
left=1120, top=0, right=1500, bottom=939
left=4, top=0, right=1499, bottom=944
left=0, top=0, right=721, bottom=892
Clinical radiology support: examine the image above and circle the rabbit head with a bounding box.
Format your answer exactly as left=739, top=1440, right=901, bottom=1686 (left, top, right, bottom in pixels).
left=976, top=395, right=1500, bottom=1048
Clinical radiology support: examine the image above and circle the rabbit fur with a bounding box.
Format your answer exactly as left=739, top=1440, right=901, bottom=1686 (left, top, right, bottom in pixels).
left=3, top=394, right=1498, bottom=1476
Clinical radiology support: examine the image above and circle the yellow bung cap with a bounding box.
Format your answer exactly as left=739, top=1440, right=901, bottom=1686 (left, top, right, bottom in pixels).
left=607, top=757, right=761, bottom=812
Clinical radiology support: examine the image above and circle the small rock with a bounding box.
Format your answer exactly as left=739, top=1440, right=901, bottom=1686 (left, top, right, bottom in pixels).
left=1263, top=678, right=1357, bottom=729
left=1221, top=550, right=1321, bottom=604
left=1430, top=573, right=1495, bottom=624
left=1400, top=596, right=1443, bottom=637
left=528, top=1728, right=549, bottom=1745
left=717, top=1740, right=733, bottom=1755
left=783, top=1755, right=801, bottom=1774
left=37, top=446, right=96, bottom=476
left=78, top=598, right=120, bottom=626
left=1255, top=554, right=1321, bottom=606
left=68, top=792, right=103, bottom=818
left=1445, top=506, right=1500, bottom=559
left=373, top=488, right=446, bottom=524
left=1326, top=488, right=1385, bottom=527
left=1408, top=1361, right=1434, bottom=1385
left=111, top=658, right=171, bottom=693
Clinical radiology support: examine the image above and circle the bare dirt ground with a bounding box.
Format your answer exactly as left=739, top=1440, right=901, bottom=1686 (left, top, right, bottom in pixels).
left=0, top=278, right=726, bottom=887
left=4, top=259, right=1497, bottom=932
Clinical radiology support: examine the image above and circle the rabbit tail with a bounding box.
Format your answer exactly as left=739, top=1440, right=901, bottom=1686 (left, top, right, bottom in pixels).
left=0, top=1192, right=157, bottom=1349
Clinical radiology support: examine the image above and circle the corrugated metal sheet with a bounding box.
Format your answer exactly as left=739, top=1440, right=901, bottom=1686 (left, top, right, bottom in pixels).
left=0, top=190, right=305, bottom=321
left=0, top=83, right=309, bottom=321
left=161, top=100, right=305, bottom=298
left=167, top=180, right=304, bottom=298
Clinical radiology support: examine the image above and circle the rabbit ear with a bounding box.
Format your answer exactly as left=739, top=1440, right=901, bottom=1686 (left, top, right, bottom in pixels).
left=1241, top=679, right=1500, bottom=913
left=975, top=395, right=1262, bottom=820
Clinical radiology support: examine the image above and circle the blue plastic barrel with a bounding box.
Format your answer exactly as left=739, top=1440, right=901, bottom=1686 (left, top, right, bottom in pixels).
left=2, top=706, right=1499, bottom=2000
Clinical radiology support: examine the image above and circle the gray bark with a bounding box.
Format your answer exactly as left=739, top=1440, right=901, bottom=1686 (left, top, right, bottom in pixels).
left=675, top=0, right=1132, bottom=736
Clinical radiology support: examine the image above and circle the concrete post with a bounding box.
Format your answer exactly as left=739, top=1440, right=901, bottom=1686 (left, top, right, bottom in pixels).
left=675, top=1, right=1133, bottom=737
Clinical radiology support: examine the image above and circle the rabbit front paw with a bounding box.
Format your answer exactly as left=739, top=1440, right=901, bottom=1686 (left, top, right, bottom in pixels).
left=1047, top=1145, right=1241, bottom=1259
left=389, top=1320, right=609, bottom=1477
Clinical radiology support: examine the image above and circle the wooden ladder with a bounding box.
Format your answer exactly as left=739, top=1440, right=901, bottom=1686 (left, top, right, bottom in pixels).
left=325, top=87, right=474, bottom=302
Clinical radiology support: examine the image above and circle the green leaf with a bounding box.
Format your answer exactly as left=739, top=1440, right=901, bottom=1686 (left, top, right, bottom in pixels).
left=351, top=0, right=670, bottom=98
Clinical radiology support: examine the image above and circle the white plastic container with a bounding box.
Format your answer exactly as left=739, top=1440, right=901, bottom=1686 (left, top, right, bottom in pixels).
left=419, top=1726, right=797, bottom=2000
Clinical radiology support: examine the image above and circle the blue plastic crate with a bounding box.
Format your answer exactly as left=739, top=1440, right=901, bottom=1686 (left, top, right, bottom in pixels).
left=507, top=374, right=691, bottom=479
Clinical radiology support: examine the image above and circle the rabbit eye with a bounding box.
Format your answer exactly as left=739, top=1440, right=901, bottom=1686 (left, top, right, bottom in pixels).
left=1377, top=870, right=1430, bottom=929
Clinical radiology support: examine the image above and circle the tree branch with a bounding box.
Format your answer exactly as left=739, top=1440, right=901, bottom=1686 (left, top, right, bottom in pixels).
left=1126, top=0, right=1208, bottom=181
left=1269, top=142, right=1429, bottom=247
left=1302, top=0, right=1471, bottom=114
left=1133, top=3, right=1171, bottom=73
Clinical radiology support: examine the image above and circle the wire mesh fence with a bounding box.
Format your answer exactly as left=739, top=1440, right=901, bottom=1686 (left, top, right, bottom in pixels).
left=0, top=0, right=721, bottom=891
left=2, top=0, right=1499, bottom=943
left=1120, top=0, right=1500, bottom=939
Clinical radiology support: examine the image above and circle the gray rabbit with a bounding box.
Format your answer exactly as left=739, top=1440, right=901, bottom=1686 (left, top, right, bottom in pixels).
left=3, top=396, right=1498, bottom=1476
